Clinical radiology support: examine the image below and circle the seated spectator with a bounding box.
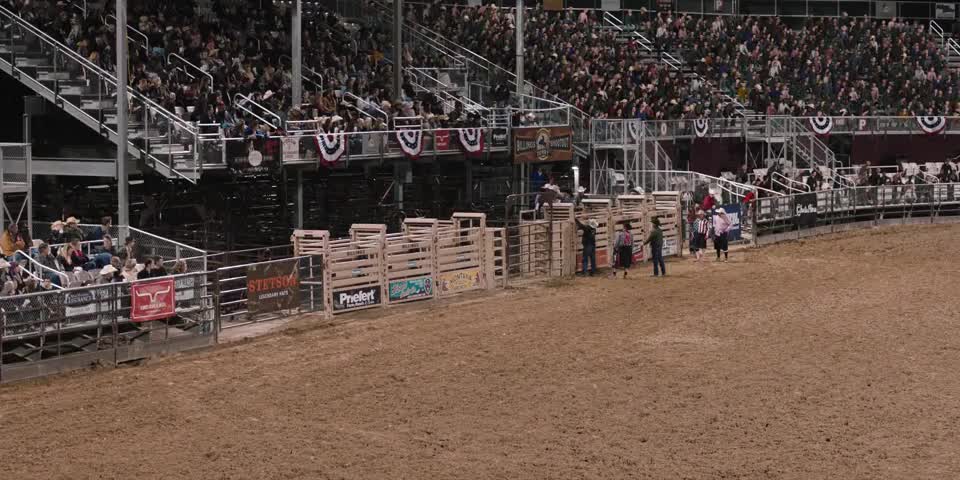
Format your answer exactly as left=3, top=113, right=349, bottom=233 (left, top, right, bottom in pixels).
left=122, top=259, right=139, bottom=282
left=48, top=220, right=66, bottom=251
left=0, top=280, right=15, bottom=297
left=91, top=216, right=113, bottom=241
left=138, top=258, right=156, bottom=280
left=0, top=259, right=26, bottom=293
left=172, top=260, right=188, bottom=275
left=1, top=223, right=27, bottom=259
left=98, top=235, right=117, bottom=257
left=69, top=239, right=98, bottom=271
left=119, top=237, right=141, bottom=263
left=97, top=265, right=123, bottom=284
left=33, top=243, right=62, bottom=287
left=57, top=244, right=76, bottom=272
left=63, top=217, right=84, bottom=243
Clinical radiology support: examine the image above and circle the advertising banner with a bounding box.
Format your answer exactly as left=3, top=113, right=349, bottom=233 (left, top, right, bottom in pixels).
left=131, top=278, right=176, bottom=322
left=795, top=193, right=818, bottom=228
left=282, top=137, right=300, bottom=162
left=719, top=204, right=742, bottom=241
left=434, top=130, right=451, bottom=150
left=576, top=248, right=610, bottom=271
left=513, top=127, right=573, bottom=164
left=64, top=290, right=97, bottom=318
left=491, top=128, right=509, bottom=147
left=333, top=285, right=382, bottom=311
left=388, top=277, right=433, bottom=302
left=438, top=269, right=481, bottom=294
left=247, top=260, right=300, bottom=315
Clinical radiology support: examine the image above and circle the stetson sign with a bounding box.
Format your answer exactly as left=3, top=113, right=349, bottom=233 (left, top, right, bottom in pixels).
left=247, top=259, right=300, bottom=314
left=514, top=127, right=573, bottom=163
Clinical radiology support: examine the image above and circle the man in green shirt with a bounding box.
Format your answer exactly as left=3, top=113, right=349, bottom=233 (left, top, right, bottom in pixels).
left=643, top=217, right=666, bottom=277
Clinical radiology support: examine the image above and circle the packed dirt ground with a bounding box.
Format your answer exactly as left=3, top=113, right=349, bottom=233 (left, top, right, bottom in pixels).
left=3, top=224, right=960, bottom=479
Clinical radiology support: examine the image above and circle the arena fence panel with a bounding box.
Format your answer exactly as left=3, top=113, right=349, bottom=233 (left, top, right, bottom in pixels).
left=0, top=271, right=215, bottom=383
left=214, top=255, right=324, bottom=330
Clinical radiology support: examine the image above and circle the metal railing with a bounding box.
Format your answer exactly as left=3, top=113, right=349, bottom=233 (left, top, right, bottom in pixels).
left=0, top=6, right=200, bottom=183
left=214, top=255, right=323, bottom=330
left=105, top=13, right=149, bottom=53
left=167, top=53, right=213, bottom=92
left=233, top=93, right=283, bottom=130
left=753, top=183, right=960, bottom=244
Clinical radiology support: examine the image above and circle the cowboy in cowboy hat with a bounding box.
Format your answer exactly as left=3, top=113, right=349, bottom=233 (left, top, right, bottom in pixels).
left=575, top=217, right=599, bottom=276
left=713, top=207, right=732, bottom=262
left=643, top=216, right=666, bottom=277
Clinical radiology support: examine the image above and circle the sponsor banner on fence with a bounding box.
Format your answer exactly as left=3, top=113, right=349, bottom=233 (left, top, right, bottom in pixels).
left=333, top=285, right=382, bottom=311
left=513, top=127, right=573, bottom=164
left=796, top=193, right=818, bottom=228
left=64, top=289, right=97, bottom=318
left=247, top=260, right=300, bottom=315
left=282, top=137, right=300, bottom=162
left=131, top=278, right=176, bottom=322
left=438, top=269, right=481, bottom=294
left=719, top=204, right=742, bottom=242
left=491, top=128, right=509, bottom=147
left=388, top=277, right=433, bottom=302
left=175, top=276, right=196, bottom=302
left=434, top=130, right=451, bottom=150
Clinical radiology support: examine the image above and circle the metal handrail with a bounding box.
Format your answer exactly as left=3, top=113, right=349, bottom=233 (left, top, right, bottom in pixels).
left=232, top=93, right=283, bottom=131
left=15, top=250, right=67, bottom=288
left=930, top=19, right=945, bottom=43
left=0, top=5, right=190, bottom=132
left=167, top=54, right=214, bottom=93
left=105, top=13, right=149, bottom=53
left=343, top=91, right=389, bottom=120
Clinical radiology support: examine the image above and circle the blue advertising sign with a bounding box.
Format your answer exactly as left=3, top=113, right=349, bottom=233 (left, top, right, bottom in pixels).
left=388, top=277, right=433, bottom=302
left=718, top=204, right=742, bottom=241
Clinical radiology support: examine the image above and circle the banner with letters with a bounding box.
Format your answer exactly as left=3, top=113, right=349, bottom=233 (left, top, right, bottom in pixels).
left=718, top=204, right=742, bottom=242
left=795, top=193, right=818, bottom=228
left=513, top=126, right=573, bottom=164
left=388, top=277, right=433, bottom=303
left=131, top=278, right=176, bottom=322
left=491, top=128, right=509, bottom=148
left=438, top=269, right=481, bottom=294
left=333, top=285, right=382, bottom=311
left=247, top=260, right=300, bottom=315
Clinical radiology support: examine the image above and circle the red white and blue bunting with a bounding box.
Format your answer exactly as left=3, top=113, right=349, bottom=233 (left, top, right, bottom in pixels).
left=396, top=129, right=423, bottom=158
left=809, top=116, right=833, bottom=135
left=917, top=116, right=946, bottom=135
left=315, top=129, right=346, bottom=166
left=693, top=118, right=709, bottom=138
left=458, top=128, right=484, bottom=155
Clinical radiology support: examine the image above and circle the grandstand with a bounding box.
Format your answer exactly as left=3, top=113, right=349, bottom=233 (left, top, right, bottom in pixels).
left=4, top=0, right=960, bottom=476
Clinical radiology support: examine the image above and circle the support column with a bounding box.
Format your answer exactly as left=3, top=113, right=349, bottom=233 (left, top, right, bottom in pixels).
left=116, top=0, right=129, bottom=232
left=296, top=169, right=304, bottom=228
left=23, top=115, right=32, bottom=234
left=292, top=0, right=302, bottom=108
left=393, top=0, right=403, bottom=100
left=464, top=159, right=473, bottom=205
left=515, top=0, right=524, bottom=106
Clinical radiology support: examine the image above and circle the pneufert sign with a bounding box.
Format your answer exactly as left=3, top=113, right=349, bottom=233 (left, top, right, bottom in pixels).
left=333, top=286, right=382, bottom=311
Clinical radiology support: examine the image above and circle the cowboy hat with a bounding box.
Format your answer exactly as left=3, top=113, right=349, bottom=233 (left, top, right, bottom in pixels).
left=100, top=265, right=118, bottom=276
left=66, top=216, right=80, bottom=224
left=716, top=208, right=727, bottom=214
left=651, top=217, right=661, bottom=226
left=51, top=220, right=64, bottom=229
left=588, top=219, right=599, bottom=229
left=0, top=259, right=9, bottom=269
left=577, top=186, right=586, bottom=193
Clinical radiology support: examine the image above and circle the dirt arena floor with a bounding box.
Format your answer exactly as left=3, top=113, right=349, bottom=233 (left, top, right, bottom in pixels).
left=3, top=224, right=960, bottom=479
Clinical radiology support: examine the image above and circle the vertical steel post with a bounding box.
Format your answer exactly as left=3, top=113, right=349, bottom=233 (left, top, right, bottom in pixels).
left=116, top=0, right=129, bottom=232
left=393, top=0, right=403, bottom=100
left=292, top=0, right=303, bottom=108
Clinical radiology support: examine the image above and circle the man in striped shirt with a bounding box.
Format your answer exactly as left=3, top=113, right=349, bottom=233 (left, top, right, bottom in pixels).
left=691, top=209, right=709, bottom=262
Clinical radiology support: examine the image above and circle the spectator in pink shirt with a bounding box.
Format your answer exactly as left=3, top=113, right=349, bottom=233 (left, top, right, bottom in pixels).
left=713, top=208, right=731, bottom=262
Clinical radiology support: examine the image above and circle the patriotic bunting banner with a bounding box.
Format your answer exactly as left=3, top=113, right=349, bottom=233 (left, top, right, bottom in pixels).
left=917, top=116, right=946, bottom=135
left=809, top=116, right=833, bottom=135
left=458, top=128, right=484, bottom=155
left=693, top=118, right=709, bottom=138
left=396, top=129, right=423, bottom=158
left=315, top=129, right=346, bottom=166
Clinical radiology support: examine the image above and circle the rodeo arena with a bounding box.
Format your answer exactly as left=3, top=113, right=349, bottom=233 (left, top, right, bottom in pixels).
left=4, top=0, right=960, bottom=477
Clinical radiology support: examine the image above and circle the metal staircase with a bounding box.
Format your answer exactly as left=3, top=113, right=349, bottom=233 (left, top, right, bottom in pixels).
left=368, top=0, right=592, bottom=158
left=0, top=6, right=201, bottom=182
left=930, top=20, right=960, bottom=70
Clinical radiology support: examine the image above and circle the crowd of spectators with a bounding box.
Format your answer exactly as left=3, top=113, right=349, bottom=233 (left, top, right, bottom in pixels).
left=408, top=3, right=732, bottom=120
left=407, top=3, right=960, bottom=119
left=652, top=14, right=960, bottom=117
left=0, top=215, right=185, bottom=297
left=4, top=0, right=473, bottom=135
